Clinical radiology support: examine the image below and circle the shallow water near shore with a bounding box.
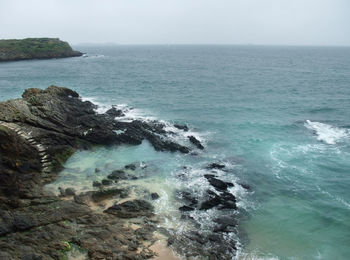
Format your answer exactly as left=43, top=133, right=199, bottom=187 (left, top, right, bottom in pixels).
left=1, top=45, right=350, bottom=259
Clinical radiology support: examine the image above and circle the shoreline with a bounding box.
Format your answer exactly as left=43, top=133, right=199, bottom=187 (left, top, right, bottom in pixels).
left=0, top=85, right=242, bottom=259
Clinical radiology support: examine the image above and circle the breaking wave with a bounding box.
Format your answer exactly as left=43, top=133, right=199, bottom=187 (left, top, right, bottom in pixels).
left=304, top=120, right=349, bottom=145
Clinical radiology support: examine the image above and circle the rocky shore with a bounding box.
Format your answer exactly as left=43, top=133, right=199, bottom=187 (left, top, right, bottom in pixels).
left=0, top=38, right=82, bottom=62
left=0, top=86, right=241, bottom=259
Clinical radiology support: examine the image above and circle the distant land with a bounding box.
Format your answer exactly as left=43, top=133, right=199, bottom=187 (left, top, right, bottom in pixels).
left=0, top=38, right=82, bottom=62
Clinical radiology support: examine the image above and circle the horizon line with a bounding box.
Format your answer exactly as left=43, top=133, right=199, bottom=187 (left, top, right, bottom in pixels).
left=73, top=42, right=350, bottom=48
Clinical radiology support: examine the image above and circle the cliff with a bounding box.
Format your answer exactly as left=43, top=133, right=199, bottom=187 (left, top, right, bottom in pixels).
left=0, top=38, right=82, bottom=61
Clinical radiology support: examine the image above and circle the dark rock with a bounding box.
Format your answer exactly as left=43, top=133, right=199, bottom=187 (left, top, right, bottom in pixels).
left=218, top=201, right=237, bottom=210
left=13, top=215, right=36, bottom=231
left=179, top=205, right=195, bottom=212
left=204, top=175, right=228, bottom=191
left=107, top=170, right=130, bottom=181
left=204, top=174, right=216, bottom=179
left=200, top=197, right=221, bottom=210
left=101, top=179, right=112, bottom=186
left=106, top=106, right=125, bottom=117
left=199, top=189, right=237, bottom=211
left=176, top=191, right=198, bottom=207
left=207, top=234, right=221, bottom=243
left=91, top=188, right=129, bottom=202
left=64, top=188, right=76, bottom=196
left=22, top=254, right=43, bottom=260
left=213, top=216, right=237, bottom=232
left=0, top=85, right=202, bottom=259
left=104, top=199, right=154, bottom=218
left=58, top=187, right=65, bottom=197
left=174, top=124, right=189, bottom=131
left=240, top=183, right=251, bottom=190
left=151, top=193, right=160, bottom=200
left=188, top=135, right=204, bottom=150
left=206, top=163, right=226, bottom=170
left=124, top=163, right=137, bottom=170
left=92, top=181, right=102, bottom=187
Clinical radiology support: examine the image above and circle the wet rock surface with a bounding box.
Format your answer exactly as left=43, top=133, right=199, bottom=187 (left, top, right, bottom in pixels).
left=188, top=135, right=204, bottom=150
left=104, top=199, right=154, bottom=218
left=171, top=162, right=242, bottom=259
left=0, top=86, right=198, bottom=259
left=0, top=86, right=244, bottom=259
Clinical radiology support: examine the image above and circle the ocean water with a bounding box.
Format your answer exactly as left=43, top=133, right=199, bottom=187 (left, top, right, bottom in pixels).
left=1, top=45, right=350, bottom=259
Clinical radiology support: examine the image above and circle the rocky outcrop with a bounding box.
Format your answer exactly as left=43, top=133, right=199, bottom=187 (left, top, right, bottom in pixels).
left=0, top=85, right=191, bottom=198
left=0, top=85, right=196, bottom=259
left=0, top=38, right=82, bottom=62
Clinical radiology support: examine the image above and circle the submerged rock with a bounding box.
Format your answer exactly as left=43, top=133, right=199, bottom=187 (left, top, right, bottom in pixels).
left=176, top=190, right=198, bottom=207
left=206, top=163, right=226, bottom=170
left=124, top=163, right=137, bottom=170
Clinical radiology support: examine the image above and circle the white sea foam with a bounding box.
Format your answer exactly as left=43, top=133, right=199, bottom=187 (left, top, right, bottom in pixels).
left=82, top=53, right=105, bottom=59
left=304, top=120, right=349, bottom=145
left=80, top=96, right=110, bottom=114
left=237, top=251, right=280, bottom=260
left=317, top=185, right=350, bottom=209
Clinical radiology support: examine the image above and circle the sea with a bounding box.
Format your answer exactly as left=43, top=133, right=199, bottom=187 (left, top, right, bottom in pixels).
left=1, top=45, right=350, bottom=260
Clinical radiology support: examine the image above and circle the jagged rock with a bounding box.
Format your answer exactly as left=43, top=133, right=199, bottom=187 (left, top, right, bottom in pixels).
left=174, top=124, right=189, bottom=131
left=101, top=179, right=113, bottom=186
left=64, top=188, right=76, bottom=196
left=179, top=205, right=195, bottom=212
left=176, top=190, right=198, bottom=207
left=107, top=170, right=130, bottom=181
left=0, top=86, right=200, bottom=259
left=104, top=199, right=154, bottom=218
left=199, top=190, right=237, bottom=211
left=90, top=188, right=129, bottom=202
left=151, top=193, right=160, bottom=200
left=92, top=181, right=102, bottom=187
left=200, top=196, right=222, bottom=210
left=124, top=163, right=137, bottom=170
left=106, top=106, right=125, bottom=117
left=213, top=216, right=237, bottom=232
left=206, top=163, right=226, bottom=170
left=188, top=135, right=204, bottom=150
left=240, top=183, right=251, bottom=190
left=204, top=174, right=228, bottom=191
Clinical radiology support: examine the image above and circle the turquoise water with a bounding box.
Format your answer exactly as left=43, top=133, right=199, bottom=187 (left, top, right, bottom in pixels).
left=1, top=45, right=350, bottom=259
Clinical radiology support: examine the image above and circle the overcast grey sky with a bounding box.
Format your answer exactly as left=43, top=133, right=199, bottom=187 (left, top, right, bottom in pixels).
left=1, top=0, right=349, bottom=46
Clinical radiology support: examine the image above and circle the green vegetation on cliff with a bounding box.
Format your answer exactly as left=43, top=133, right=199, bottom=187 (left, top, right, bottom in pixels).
left=0, top=38, right=82, bottom=61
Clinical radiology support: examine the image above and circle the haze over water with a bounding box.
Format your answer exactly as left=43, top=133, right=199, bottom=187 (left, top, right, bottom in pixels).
left=1, top=45, right=350, bottom=259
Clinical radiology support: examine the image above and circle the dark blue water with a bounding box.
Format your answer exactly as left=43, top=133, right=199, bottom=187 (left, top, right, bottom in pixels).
left=1, top=45, right=350, bottom=259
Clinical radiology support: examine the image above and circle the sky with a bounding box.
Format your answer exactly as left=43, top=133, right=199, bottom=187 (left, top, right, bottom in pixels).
left=0, top=0, right=349, bottom=46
